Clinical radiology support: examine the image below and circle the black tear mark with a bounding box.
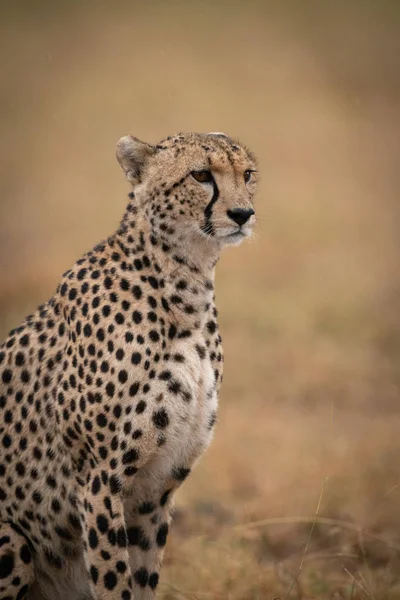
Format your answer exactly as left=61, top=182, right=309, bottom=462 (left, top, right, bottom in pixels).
left=202, top=177, right=219, bottom=236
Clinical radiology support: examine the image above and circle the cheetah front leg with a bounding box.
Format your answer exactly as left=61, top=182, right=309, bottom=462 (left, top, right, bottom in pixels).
left=81, top=470, right=133, bottom=600
left=125, top=489, right=174, bottom=599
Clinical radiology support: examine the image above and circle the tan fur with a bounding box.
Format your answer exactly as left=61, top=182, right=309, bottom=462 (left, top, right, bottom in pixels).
left=0, top=132, right=257, bottom=599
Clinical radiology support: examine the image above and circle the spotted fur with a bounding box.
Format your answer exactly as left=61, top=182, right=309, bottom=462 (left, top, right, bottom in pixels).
left=0, top=132, right=257, bottom=599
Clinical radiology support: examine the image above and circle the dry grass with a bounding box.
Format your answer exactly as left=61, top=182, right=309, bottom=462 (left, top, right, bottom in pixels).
left=1, top=1, right=400, bottom=598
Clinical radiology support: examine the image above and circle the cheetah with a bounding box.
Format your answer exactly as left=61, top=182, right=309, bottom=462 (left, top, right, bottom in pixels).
left=0, top=132, right=257, bottom=600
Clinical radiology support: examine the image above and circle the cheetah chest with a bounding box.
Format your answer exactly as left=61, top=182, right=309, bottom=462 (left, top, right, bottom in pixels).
left=159, top=334, right=217, bottom=454
left=131, top=333, right=218, bottom=488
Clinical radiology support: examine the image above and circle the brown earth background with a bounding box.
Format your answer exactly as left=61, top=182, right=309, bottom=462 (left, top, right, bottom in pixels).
left=1, top=1, right=400, bottom=598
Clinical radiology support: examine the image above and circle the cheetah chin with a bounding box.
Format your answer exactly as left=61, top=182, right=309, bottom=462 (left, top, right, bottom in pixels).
left=218, top=227, right=253, bottom=246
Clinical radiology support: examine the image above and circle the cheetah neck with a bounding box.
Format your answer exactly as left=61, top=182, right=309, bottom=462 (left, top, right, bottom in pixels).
left=117, top=201, right=218, bottom=273
left=115, top=203, right=217, bottom=328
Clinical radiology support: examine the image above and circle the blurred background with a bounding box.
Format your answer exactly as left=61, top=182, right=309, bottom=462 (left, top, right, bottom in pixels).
left=1, top=1, right=400, bottom=597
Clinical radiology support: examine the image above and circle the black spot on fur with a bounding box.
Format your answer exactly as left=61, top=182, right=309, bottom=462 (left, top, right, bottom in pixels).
left=156, top=523, right=169, bottom=547
left=104, top=570, right=117, bottom=590
left=134, top=567, right=149, bottom=587
left=0, top=552, right=14, bottom=579
left=149, top=572, right=159, bottom=589
left=152, top=408, right=169, bottom=429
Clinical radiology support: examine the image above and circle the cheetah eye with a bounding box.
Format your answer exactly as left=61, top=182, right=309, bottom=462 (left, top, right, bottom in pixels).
left=244, top=170, right=254, bottom=183
left=191, top=170, right=213, bottom=183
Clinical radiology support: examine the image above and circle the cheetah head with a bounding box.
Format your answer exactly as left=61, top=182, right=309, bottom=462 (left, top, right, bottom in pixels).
left=116, top=132, right=257, bottom=254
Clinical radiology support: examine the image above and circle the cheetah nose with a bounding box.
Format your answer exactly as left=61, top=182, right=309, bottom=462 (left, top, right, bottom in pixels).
left=227, top=208, right=255, bottom=226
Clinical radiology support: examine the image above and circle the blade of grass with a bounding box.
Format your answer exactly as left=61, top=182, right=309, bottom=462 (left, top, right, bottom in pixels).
left=343, top=566, right=375, bottom=600
left=284, top=476, right=329, bottom=600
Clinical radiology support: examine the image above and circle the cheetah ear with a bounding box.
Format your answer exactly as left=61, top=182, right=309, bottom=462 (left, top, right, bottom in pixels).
left=208, top=132, right=229, bottom=138
left=116, top=135, right=156, bottom=186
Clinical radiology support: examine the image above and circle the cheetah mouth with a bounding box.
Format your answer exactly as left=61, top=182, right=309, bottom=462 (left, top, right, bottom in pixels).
left=199, top=223, right=253, bottom=244
left=224, top=230, right=245, bottom=239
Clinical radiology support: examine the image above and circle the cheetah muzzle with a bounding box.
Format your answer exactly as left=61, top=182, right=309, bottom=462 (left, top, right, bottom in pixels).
left=0, top=132, right=258, bottom=600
